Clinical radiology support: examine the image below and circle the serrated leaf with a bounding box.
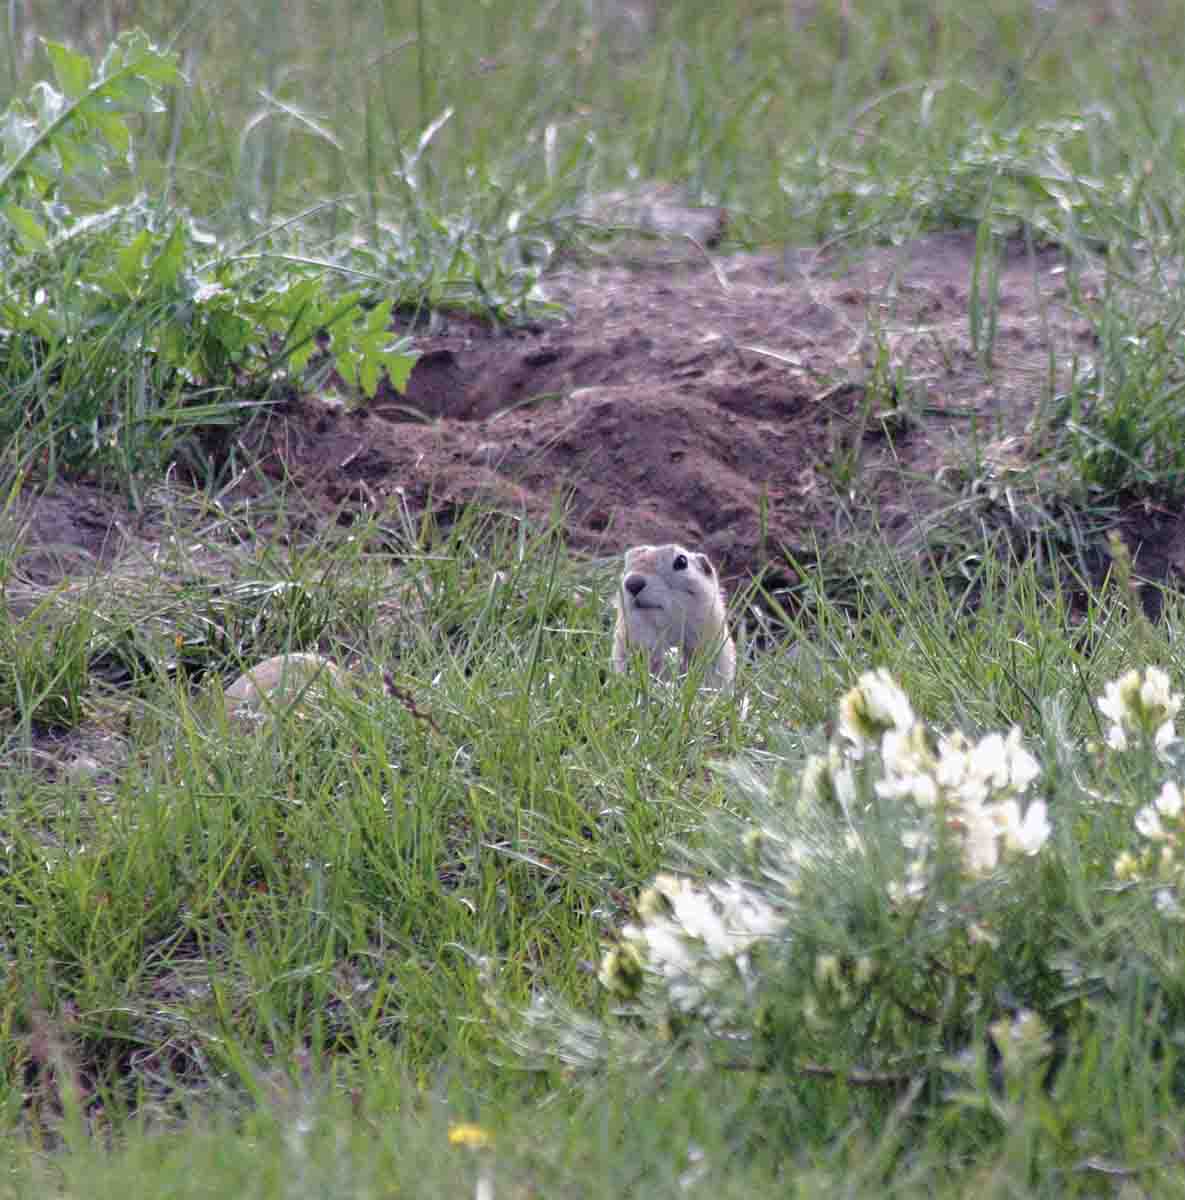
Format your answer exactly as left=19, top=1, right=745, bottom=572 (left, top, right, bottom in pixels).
left=112, top=228, right=152, bottom=296
left=385, top=350, right=419, bottom=395
left=3, top=203, right=48, bottom=249
left=148, top=223, right=186, bottom=293
left=44, top=41, right=92, bottom=100
left=108, top=30, right=151, bottom=67
left=273, top=276, right=322, bottom=320
left=136, top=53, right=182, bottom=84
left=360, top=357, right=382, bottom=397
left=98, top=32, right=139, bottom=78
left=323, top=291, right=363, bottom=335
left=100, top=76, right=157, bottom=115
left=116, top=33, right=179, bottom=83
left=364, top=299, right=393, bottom=333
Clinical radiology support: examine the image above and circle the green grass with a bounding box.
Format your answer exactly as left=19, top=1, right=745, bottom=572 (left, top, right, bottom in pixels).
left=6, top=2, right=1185, bottom=500
left=6, top=0, right=1185, bottom=1194
left=3, top=506, right=1185, bottom=1194
left=8, top=0, right=1182, bottom=249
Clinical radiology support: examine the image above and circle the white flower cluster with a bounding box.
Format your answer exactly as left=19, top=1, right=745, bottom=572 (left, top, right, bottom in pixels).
left=829, top=669, right=1049, bottom=888
left=838, top=667, right=917, bottom=759
left=1097, top=667, right=1181, bottom=754
left=1093, top=667, right=1185, bottom=915
left=598, top=873, right=783, bottom=1016
left=601, top=671, right=1054, bottom=1019
left=1116, top=779, right=1185, bottom=916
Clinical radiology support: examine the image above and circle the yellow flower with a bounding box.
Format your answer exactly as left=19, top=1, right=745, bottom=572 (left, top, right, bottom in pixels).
left=448, top=1123, right=493, bottom=1149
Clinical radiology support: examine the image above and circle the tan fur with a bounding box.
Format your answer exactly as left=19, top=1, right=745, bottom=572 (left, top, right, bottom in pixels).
left=612, top=544, right=736, bottom=690
left=222, top=652, right=348, bottom=722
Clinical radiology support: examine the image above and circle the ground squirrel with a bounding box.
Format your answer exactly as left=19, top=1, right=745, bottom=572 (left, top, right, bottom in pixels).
left=612, top=543, right=736, bottom=690
left=222, top=652, right=348, bottom=722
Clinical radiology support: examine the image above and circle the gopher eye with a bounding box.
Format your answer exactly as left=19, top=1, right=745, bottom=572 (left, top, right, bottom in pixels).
left=672, top=553, right=688, bottom=571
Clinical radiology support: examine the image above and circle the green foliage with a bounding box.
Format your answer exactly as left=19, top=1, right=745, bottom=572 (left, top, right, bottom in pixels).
left=0, top=32, right=177, bottom=224
left=0, top=34, right=419, bottom=490
left=1051, top=291, right=1185, bottom=502
left=3, top=508, right=1185, bottom=1192
left=7, top=0, right=1185, bottom=1192
left=0, top=590, right=94, bottom=731
left=511, top=655, right=1185, bottom=1184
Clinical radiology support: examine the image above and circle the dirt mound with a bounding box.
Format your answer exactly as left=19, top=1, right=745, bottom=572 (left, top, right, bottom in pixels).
left=236, top=230, right=1096, bottom=582
left=16, top=229, right=1165, bottom=604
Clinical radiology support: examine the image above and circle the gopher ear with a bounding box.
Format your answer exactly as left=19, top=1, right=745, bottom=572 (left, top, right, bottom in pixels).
left=696, top=553, right=714, bottom=575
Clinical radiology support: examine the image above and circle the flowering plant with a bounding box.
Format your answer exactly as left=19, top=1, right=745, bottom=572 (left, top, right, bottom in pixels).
left=510, top=665, right=1185, bottom=1117
left=592, top=670, right=1055, bottom=1070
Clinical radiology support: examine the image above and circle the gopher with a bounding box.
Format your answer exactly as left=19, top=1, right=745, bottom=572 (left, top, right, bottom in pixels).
left=611, top=544, right=736, bottom=690
left=222, top=652, right=349, bottom=722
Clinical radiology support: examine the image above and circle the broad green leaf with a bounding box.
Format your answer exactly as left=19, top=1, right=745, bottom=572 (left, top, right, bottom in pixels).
left=110, top=31, right=181, bottom=85
left=357, top=354, right=381, bottom=397
left=97, top=76, right=159, bottom=116
left=112, top=229, right=153, bottom=296
left=135, top=52, right=182, bottom=84
left=323, top=291, right=363, bottom=336
left=207, top=307, right=253, bottom=358
left=98, top=31, right=143, bottom=77
left=3, top=203, right=48, bottom=249
left=156, top=319, right=188, bottom=368
left=269, top=277, right=321, bottom=325
left=44, top=41, right=92, bottom=100
left=364, top=299, right=393, bottom=334
left=50, top=133, right=77, bottom=177
left=287, top=343, right=315, bottom=373
left=148, top=223, right=186, bottom=293
left=82, top=106, right=131, bottom=156
left=385, top=350, right=419, bottom=395
left=49, top=134, right=103, bottom=186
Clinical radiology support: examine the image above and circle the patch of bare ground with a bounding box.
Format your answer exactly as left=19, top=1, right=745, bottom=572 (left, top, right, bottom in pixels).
left=229, top=229, right=1121, bottom=585
left=8, top=229, right=1183, bottom=618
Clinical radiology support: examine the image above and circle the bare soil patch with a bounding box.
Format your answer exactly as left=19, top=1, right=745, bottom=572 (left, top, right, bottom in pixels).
left=10, top=229, right=1181, bottom=603
left=236, top=230, right=1111, bottom=583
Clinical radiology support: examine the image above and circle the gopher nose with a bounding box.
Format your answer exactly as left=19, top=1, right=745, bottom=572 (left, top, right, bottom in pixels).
left=624, top=574, right=647, bottom=597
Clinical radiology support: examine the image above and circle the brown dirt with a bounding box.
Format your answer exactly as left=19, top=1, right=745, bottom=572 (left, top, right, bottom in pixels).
left=10, top=228, right=1182, bottom=601
left=235, top=229, right=1110, bottom=582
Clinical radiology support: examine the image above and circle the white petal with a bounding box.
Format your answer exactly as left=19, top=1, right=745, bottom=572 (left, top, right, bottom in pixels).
left=1158, top=781, right=1184, bottom=819
left=1135, top=805, right=1165, bottom=840
left=1012, top=801, right=1051, bottom=854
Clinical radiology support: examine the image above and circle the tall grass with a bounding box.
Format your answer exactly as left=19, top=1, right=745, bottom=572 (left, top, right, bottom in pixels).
left=4, top=0, right=1184, bottom=246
